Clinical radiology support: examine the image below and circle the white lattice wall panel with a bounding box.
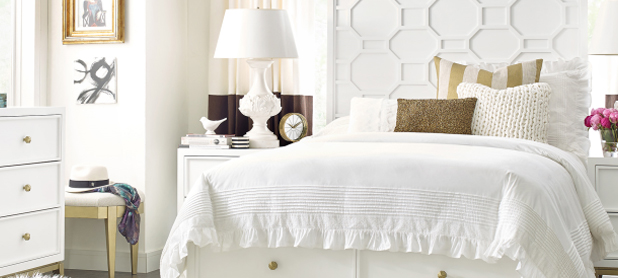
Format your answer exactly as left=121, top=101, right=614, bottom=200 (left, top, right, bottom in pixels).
left=328, top=0, right=587, bottom=120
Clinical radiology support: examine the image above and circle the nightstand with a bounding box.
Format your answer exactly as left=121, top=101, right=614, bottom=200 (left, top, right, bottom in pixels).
left=588, top=157, right=618, bottom=276
left=176, top=147, right=263, bottom=213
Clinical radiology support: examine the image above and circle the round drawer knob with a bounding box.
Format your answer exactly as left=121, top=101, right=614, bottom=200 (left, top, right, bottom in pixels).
left=438, top=270, right=447, bottom=278
left=23, top=136, right=32, bottom=144
left=23, top=184, right=31, bottom=192
left=268, top=261, right=278, bottom=270
left=23, top=233, right=31, bottom=241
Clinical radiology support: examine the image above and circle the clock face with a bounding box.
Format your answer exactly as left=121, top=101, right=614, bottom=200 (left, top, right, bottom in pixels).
left=284, top=114, right=305, bottom=141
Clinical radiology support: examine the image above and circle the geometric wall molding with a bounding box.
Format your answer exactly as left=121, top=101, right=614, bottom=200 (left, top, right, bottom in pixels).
left=327, top=0, right=588, bottom=121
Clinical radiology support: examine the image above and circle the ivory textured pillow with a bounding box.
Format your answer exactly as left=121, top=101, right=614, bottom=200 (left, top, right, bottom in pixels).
left=434, top=56, right=543, bottom=99
left=457, top=82, right=551, bottom=143
left=394, top=98, right=477, bottom=135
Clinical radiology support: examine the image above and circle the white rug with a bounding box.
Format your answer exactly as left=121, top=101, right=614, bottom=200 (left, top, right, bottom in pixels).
left=8, top=274, right=67, bottom=278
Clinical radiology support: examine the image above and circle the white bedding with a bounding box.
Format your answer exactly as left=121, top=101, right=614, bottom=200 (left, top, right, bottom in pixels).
left=161, top=133, right=617, bottom=278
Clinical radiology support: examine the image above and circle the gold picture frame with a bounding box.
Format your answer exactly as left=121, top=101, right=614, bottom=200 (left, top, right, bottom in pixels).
left=63, top=0, right=124, bottom=44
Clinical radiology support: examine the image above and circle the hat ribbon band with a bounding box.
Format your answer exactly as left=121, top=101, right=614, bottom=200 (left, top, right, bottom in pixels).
left=69, top=179, right=110, bottom=189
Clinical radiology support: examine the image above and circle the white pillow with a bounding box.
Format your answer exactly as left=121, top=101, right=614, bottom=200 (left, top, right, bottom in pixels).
left=457, top=83, right=552, bottom=143
left=347, top=97, right=397, bottom=133
left=311, top=116, right=350, bottom=138
left=474, top=58, right=591, bottom=161
left=540, top=68, right=590, bottom=162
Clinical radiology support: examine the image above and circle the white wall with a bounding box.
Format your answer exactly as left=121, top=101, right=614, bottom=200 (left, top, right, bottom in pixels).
left=47, top=0, right=211, bottom=273
left=144, top=0, right=188, bottom=257
left=48, top=0, right=149, bottom=271
left=187, top=0, right=211, bottom=134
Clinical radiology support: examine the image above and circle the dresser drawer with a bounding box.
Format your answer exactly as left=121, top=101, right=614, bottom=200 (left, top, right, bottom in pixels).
left=196, top=248, right=354, bottom=278
left=0, top=115, right=61, bottom=167
left=595, top=165, right=618, bottom=211
left=358, top=251, right=519, bottom=278
left=0, top=209, right=61, bottom=268
left=0, top=162, right=61, bottom=217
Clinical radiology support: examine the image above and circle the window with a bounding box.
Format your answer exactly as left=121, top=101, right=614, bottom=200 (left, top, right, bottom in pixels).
left=588, top=0, right=614, bottom=110
left=313, top=0, right=328, bottom=133
left=0, top=0, right=13, bottom=104
left=589, top=0, right=603, bottom=44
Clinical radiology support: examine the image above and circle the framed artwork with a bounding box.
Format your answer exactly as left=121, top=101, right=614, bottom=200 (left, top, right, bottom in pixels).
left=74, top=57, right=117, bottom=104
left=63, top=0, right=124, bottom=44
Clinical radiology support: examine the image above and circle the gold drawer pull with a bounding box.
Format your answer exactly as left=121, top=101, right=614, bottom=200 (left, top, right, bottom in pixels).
left=23, top=233, right=31, bottom=241
left=23, top=136, right=32, bottom=144
left=268, top=261, right=278, bottom=270
left=438, top=270, right=447, bottom=278
left=23, top=184, right=31, bottom=192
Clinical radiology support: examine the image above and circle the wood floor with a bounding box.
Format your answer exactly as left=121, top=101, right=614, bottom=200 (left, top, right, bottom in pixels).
left=63, top=269, right=160, bottom=278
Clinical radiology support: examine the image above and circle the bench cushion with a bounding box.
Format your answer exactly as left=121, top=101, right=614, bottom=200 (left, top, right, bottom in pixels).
left=65, top=189, right=145, bottom=207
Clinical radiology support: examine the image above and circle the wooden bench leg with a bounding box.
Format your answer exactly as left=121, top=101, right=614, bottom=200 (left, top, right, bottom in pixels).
left=105, top=207, right=117, bottom=278
left=131, top=242, right=138, bottom=275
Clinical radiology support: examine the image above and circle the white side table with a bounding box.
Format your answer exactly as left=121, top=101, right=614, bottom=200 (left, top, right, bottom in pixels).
left=588, top=157, right=618, bottom=276
left=176, top=148, right=264, bottom=213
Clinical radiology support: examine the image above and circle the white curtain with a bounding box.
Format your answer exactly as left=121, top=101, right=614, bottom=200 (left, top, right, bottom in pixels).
left=208, top=0, right=316, bottom=97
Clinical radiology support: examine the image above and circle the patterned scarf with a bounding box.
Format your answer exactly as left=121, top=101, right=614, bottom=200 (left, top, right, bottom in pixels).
left=87, top=183, right=141, bottom=245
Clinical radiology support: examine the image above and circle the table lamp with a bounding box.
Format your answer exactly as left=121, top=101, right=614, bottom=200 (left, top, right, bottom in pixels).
left=214, top=9, right=299, bottom=148
left=590, top=0, right=618, bottom=108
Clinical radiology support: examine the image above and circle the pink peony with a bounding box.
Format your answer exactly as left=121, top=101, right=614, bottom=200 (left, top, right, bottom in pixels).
left=604, top=109, right=612, bottom=118
left=593, top=125, right=599, bottom=131
left=591, top=114, right=602, bottom=126
left=602, top=117, right=612, bottom=129
left=596, top=108, right=607, bottom=115
left=611, top=113, right=618, bottom=123
left=585, top=115, right=592, bottom=127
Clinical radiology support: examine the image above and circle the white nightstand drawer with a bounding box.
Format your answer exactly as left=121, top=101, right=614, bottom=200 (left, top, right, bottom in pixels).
left=0, top=162, right=61, bottom=217
left=601, top=213, right=618, bottom=261
left=177, top=148, right=263, bottom=213
left=595, top=165, right=618, bottom=212
left=0, top=115, right=61, bottom=167
left=0, top=209, right=61, bottom=268
left=183, top=155, right=238, bottom=197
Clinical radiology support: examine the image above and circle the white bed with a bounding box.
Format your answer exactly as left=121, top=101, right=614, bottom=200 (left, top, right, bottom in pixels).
left=161, top=132, right=617, bottom=278
left=160, top=0, right=607, bottom=277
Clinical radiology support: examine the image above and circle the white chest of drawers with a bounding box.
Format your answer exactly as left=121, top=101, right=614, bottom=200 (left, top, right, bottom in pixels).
left=0, top=107, right=65, bottom=277
left=176, top=147, right=263, bottom=213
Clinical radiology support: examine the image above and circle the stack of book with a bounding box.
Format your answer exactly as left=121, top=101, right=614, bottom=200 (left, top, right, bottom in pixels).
left=180, top=134, right=234, bottom=149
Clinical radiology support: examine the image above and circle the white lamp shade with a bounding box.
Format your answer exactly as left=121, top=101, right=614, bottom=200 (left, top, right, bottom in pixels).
left=590, top=0, right=618, bottom=55
left=214, top=9, right=299, bottom=59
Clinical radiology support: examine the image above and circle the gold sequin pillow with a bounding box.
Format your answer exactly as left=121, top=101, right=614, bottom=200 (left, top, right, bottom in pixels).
left=394, top=98, right=478, bottom=135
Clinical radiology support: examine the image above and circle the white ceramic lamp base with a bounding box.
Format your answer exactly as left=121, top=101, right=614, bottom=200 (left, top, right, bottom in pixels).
left=239, top=59, right=282, bottom=148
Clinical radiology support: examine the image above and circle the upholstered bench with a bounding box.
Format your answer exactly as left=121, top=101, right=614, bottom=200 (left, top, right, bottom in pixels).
left=65, top=191, right=144, bottom=278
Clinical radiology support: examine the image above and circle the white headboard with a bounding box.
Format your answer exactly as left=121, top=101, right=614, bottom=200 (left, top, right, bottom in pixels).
left=327, top=0, right=588, bottom=121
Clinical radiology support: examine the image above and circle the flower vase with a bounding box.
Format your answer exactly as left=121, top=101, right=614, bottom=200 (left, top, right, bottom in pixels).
left=601, top=129, right=618, bottom=158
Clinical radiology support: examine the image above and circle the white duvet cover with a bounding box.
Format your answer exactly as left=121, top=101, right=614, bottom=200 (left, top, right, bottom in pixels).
left=161, top=133, right=617, bottom=278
